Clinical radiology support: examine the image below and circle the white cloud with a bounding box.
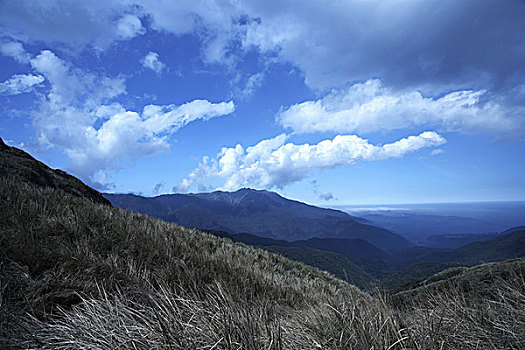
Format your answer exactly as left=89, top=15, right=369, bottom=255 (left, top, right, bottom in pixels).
left=141, top=52, right=166, bottom=73
left=277, top=79, right=524, bottom=139
left=2, top=1, right=523, bottom=105
left=67, top=99, right=234, bottom=182
left=0, top=41, right=30, bottom=63
left=30, top=50, right=126, bottom=109
left=430, top=149, right=444, bottom=156
left=20, top=48, right=235, bottom=187
left=239, top=71, right=265, bottom=98
left=0, top=74, right=44, bottom=95
left=117, top=14, right=145, bottom=39
left=1, top=1, right=523, bottom=91
left=176, top=131, right=446, bottom=192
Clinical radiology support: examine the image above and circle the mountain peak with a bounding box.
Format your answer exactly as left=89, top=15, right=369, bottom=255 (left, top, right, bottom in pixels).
left=105, top=188, right=412, bottom=249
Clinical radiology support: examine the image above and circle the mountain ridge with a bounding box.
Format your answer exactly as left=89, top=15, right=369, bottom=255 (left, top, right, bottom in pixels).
left=105, top=190, right=412, bottom=250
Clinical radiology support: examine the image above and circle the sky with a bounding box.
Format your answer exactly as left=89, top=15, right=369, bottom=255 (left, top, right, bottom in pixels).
left=1, top=0, right=524, bottom=205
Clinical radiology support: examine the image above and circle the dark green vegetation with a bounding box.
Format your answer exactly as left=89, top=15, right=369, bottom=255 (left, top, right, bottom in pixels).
left=263, top=246, right=375, bottom=290
left=206, top=226, right=525, bottom=290
left=206, top=230, right=387, bottom=290
left=105, top=190, right=411, bottom=250
left=1, top=139, right=525, bottom=348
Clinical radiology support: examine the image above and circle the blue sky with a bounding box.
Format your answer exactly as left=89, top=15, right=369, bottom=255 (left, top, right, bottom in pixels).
left=1, top=0, right=524, bottom=205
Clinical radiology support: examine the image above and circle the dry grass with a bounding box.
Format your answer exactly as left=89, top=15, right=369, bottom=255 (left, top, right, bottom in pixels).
left=1, top=177, right=524, bottom=349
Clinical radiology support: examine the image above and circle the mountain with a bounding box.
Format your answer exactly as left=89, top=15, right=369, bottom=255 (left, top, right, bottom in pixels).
left=422, top=232, right=505, bottom=249
left=392, top=258, right=525, bottom=304
left=2, top=139, right=524, bottom=348
left=207, top=230, right=389, bottom=261
left=389, top=226, right=525, bottom=268
left=106, top=190, right=411, bottom=250
left=359, top=212, right=502, bottom=243
left=0, top=137, right=110, bottom=206
left=441, top=227, right=525, bottom=264
left=205, top=230, right=383, bottom=288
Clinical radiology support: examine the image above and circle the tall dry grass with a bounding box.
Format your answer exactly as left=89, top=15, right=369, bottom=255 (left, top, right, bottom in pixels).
left=1, top=178, right=524, bottom=349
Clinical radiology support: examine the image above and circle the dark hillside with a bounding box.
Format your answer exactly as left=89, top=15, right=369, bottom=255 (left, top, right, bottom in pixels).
left=263, top=246, right=375, bottom=290
left=207, top=231, right=389, bottom=262
left=392, top=258, right=525, bottom=304
left=442, top=228, right=525, bottom=264
left=0, top=137, right=110, bottom=206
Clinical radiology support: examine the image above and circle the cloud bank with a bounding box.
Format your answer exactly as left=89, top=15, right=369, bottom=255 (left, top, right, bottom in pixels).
left=176, top=131, right=446, bottom=192
left=278, top=79, right=524, bottom=139
left=2, top=1, right=524, bottom=139
left=3, top=1, right=523, bottom=91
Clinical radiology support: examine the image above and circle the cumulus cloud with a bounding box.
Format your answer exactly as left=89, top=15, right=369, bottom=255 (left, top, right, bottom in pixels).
left=20, top=49, right=235, bottom=187
left=141, top=52, right=165, bottom=73
left=176, top=131, right=446, bottom=192
left=30, top=50, right=126, bottom=108
left=239, top=0, right=525, bottom=92
left=117, top=14, right=145, bottom=39
left=0, top=74, right=44, bottom=95
left=278, top=79, right=525, bottom=139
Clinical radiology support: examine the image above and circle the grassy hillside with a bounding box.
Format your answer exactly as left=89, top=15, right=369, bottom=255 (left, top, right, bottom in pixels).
left=262, top=246, right=375, bottom=291
left=0, top=178, right=370, bottom=348
left=392, top=258, right=525, bottom=305
left=0, top=137, right=110, bottom=206
left=2, top=179, right=525, bottom=348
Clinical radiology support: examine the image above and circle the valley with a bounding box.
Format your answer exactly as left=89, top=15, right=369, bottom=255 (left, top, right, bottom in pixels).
left=105, top=187, right=525, bottom=291
left=1, top=138, right=524, bottom=349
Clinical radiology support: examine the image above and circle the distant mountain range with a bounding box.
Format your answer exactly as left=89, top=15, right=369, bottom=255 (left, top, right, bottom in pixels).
left=342, top=202, right=525, bottom=244
left=423, top=232, right=506, bottom=249
left=390, top=226, right=525, bottom=268
left=105, top=188, right=525, bottom=288
left=105, top=190, right=412, bottom=251
left=207, top=230, right=389, bottom=261
left=356, top=212, right=503, bottom=242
